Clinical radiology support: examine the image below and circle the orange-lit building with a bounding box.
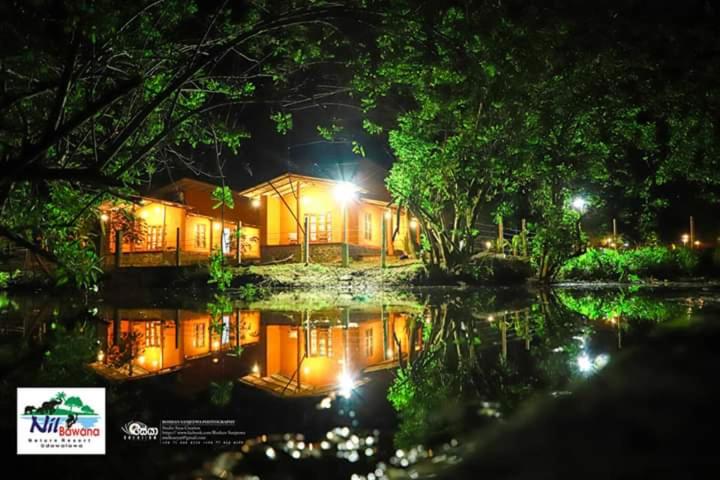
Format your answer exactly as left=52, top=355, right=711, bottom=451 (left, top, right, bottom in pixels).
left=92, top=306, right=420, bottom=397
left=99, top=178, right=261, bottom=268
left=237, top=172, right=418, bottom=262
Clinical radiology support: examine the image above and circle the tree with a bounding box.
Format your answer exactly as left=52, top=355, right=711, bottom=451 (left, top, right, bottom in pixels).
left=0, top=0, right=366, bottom=287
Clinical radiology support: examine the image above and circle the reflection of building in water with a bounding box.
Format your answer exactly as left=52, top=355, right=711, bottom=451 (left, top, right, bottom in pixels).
left=90, top=306, right=420, bottom=396
left=91, top=308, right=260, bottom=379
left=241, top=308, right=419, bottom=397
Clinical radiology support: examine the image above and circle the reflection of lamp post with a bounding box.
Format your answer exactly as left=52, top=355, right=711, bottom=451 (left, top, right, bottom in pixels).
left=334, top=182, right=357, bottom=267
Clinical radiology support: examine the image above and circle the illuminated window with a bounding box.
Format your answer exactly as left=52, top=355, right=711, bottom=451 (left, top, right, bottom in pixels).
left=194, top=223, right=207, bottom=248
left=365, top=329, right=373, bottom=357
left=307, top=213, right=332, bottom=242
left=193, top=323, right=205, bottom=347
left=364, top=212, right=372, bottom=241
left=147, top=226, right=163, bottom=250
left=145, top=321, right=160, bottom=346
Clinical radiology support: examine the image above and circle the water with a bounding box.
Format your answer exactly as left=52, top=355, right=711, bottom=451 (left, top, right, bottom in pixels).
left=1, top=285, right=718, bottom=478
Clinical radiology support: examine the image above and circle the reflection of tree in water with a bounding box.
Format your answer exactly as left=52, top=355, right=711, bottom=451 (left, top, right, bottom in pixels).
left=106, top=330, right=143, bottom=376
left=36, top=321, right=98, bottom=386
left=388, top=290, right=598, bottom=449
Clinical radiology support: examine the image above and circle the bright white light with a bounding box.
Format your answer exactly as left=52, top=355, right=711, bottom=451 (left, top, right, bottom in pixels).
left=100, top=213, right=109, bottom=222
left=572, top=197, right=587, bottom=212
left=333, top=182, right=358, bottom=204
left=577, top=353, right=592, bottom=372
left=409, top=218, right=418, bottom=230
left=251, top=363, right=260, bottom=375
left=251, top=197, right=261, bottom=209
left=338, top=371, right=355, bottom=398
left=384, top=210, right=392, bottom=220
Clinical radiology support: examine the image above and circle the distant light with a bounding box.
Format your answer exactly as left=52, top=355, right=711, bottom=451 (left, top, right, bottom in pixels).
left=137, top=355, right=145, bottom=365
left=681, top=234, right=689, bottom=245
left=252, top=363, right=260, bottom=375
left=577, top=353, right=592, bottom=373
left=251, top=197, right=261, bottom=209
left=487, top=315, right=495, bottom=322
left=485, top=241, right=492, bottom=250
left=265, top=447, right=276, bottom=459
left=694, top=240, right=701, bottom=247
left=333, top=182, right=358, bottom=204
left=409, top=218, right=418, bottom=230
left=213, top=222, right=222, bottom=230
left=155, top=206, right=162, bottom=215
left=386, top=348, right=393, bottom=358
left=140, top=210, right=149, bottom=219
left=97, top=350, right=105, bottom=362
left=338, top=371, right=355, bottom=398
left=100, top=213, right=109, bottom=222
left=571, top=197, right=587, bottom=212
left=303, top=366, right=310, bottom=375
left=384, top=210, right=392, bottom=220
left=151, top=360, right=159, bottom=368
left=212, top=357, right=219, bottom=364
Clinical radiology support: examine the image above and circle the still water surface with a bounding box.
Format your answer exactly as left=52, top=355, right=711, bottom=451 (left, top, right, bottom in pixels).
left=1, top=285, right=717, bottom=478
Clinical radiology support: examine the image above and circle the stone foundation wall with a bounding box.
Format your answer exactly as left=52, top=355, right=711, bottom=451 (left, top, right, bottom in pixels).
left=260, top=243, right=382, bottom=264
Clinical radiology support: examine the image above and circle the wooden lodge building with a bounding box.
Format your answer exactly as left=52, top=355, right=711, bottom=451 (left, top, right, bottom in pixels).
left=100, top=172, right=418, bottom=268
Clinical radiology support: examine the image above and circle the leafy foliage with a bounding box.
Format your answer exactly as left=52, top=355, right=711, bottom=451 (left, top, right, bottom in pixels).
left=560, top=247, right=701, bottom=281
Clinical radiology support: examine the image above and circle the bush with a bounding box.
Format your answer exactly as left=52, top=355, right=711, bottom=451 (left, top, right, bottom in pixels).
left=559, top=246, right=701, bottom=281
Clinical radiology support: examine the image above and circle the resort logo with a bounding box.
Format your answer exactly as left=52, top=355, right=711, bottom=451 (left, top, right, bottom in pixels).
left=121, top=420, right=159, bottom=441
left=17, top=387, right=106, bottom=455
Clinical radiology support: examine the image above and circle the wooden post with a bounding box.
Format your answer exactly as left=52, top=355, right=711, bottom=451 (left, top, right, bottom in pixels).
left=236, top=221, right=242, bottom=265
left=500, top=314, right=507, bottom=364
left=497, top=215, right=504, bottom=253
left=381, top=214, right=387, bottom=269
left=612, top=218, right=618, bottom=244
left=114, top=229, right=122, bottom=269
left=209, top=221, right=214, bottom=257
left=521, top=218, right=528, bottom=257
left=304, top=215, right=310, bottom=265
left=175, top=227, right=181, bottom=266
left=342, top=205, right=349, bottom=267
left=690, top=216, right=695, bottom=248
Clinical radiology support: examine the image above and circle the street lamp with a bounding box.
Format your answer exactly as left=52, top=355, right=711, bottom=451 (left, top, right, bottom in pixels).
left=334, top=182, right=357, bottom=267
left=571, top=196, right=588, bottom=213
left=681, top=234, right=689, bottom=246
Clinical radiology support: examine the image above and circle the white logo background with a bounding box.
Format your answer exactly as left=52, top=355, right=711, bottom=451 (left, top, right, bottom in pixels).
left=17, top=387, right=106, bottom=455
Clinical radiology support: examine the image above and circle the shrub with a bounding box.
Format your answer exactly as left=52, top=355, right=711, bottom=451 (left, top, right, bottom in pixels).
left=559, top=246, right=701, bottom=281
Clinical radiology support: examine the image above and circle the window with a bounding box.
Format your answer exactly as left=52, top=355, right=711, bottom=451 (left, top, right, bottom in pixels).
left=307, top=213, right=332, bottom=242
left=145, top=321, right=160, bottom=347
left=194, top=223, right=207, bottom=248
left=147, top=225, right=163, bottom=250
left=193, top=323, right=206, bottom=348
left=365, top=329, right=373, bottom=357
left=364, top=212, right=372, bottom=241
left=222, top=227, right=232, bottom=254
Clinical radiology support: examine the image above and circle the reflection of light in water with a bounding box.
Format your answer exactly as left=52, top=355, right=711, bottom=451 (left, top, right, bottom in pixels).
left=577, top=352, right=610, bottom=374
left=338, top=372, right=354, bottom=398
left=577, top=353, right=592, bottom=373
left=594, top=353, right=610, bottom=369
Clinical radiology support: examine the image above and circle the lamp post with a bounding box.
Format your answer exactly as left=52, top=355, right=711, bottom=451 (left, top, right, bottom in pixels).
left=334, top=182, right=357, bottom=267
left=571, top=196, right=588, bottom=248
